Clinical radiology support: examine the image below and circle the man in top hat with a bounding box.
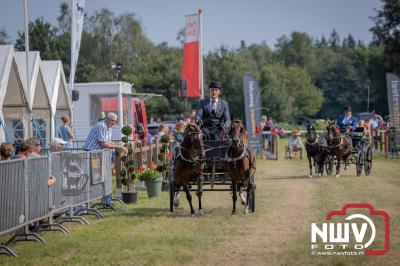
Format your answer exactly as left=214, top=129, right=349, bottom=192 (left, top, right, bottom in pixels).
left=337, top=106, right=358, bottom=132
left=195, top=81, right=231, bottom=140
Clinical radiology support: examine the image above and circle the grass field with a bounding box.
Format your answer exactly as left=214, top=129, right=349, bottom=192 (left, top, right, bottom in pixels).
left=1, top=147, right=399, bottom=265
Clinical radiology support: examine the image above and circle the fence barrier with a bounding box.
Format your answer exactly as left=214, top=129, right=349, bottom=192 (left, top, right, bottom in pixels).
left=0, top=150, right=113, bottom=257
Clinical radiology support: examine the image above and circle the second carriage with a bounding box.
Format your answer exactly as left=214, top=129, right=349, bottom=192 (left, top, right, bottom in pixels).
left=325, top=127, right=372, bottom=176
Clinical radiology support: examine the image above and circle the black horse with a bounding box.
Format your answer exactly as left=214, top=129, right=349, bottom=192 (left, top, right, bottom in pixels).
left=305, top=124, right=328, bottom=177
left=326, top=121, right=353, bottom=177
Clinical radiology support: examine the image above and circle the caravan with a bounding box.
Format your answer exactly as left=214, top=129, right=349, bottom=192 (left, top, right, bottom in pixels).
left=72, top=81, right=153, bottom=144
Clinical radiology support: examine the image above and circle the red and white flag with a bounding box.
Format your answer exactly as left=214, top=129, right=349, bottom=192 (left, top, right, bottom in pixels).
left=180, top=12, right=202, bottom=98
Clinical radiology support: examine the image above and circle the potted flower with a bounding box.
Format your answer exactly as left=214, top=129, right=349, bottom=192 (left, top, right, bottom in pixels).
left=138, top=169, right=163, bottom=198
left=120, top=125, right=138, bottom=204
left=158, top=134, right=171, bottom=190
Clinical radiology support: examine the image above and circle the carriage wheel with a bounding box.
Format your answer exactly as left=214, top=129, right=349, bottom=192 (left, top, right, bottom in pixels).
left=356, top=151, right=364, bottom=177
left=169, top=181, right=174, bottom=212
left=364, top=146, right=372, bottom=176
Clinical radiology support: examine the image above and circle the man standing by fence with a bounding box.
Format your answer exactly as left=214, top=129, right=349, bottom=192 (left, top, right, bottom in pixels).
left=83, top=112, right=128, bottom=207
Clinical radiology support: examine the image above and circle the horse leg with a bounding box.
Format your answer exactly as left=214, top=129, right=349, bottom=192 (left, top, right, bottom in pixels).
left=245, top=181, right=251, bottom=214
left=239, top=183, right=246, bottom=205
left=196, top=174, right=204, bottom=215
left=336, top=154, right=341, bottom=178
left=173, top=182, right=181, bottom=207
left=232, top=180, right=238, bottom=215
left=183, top=184, right=195, bottom=216
left=307, top=153, right=313, bottom=178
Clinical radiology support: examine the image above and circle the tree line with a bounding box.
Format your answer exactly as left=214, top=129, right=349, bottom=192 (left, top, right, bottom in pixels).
left=0, top=0, right=398, bottom=122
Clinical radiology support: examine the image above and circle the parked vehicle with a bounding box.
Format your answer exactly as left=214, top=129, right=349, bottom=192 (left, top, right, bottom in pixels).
left=72, top=82, right=153, bottom=143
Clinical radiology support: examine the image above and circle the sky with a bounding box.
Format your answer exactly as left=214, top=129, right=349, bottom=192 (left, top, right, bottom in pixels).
left=0, top=0, right=382, bottom=52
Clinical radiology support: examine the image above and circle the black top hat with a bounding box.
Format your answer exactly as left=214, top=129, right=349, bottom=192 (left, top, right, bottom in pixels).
left=209, top=81, right=222, bottom=89
left=344, top=106, right=352, bottom=112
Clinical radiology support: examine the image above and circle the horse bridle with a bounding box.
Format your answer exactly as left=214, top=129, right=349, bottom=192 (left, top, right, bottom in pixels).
left=226, top=120, right=247, bottom=162
left=177, top=126, right=205, bottom=163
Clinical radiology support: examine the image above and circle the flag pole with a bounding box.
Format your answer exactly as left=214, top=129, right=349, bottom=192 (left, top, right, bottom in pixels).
left=198, top=9, right=204, bottom=99
left=23, top=0, right=32, bottom=136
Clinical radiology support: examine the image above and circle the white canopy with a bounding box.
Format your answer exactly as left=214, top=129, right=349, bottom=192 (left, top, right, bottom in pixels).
left=0, top=45, right=29, bottom=143
left=15, top=51, right=51, bottom=145
left=41, top=60, right=72, bottom=138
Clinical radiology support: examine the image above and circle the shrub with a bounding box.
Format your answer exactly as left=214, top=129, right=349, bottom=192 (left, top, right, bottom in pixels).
left=138, top=169, right=161, bottom=183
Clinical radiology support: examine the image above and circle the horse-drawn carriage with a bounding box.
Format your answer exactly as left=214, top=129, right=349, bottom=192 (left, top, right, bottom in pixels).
left=324, top=125, right=372, bottom=177
left=169, top=119, right=256, bottom=215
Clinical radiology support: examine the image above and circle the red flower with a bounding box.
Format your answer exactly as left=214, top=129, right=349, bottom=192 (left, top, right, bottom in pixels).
left=136, top=167, right=146, bottom=173
left=167, top=152, right=173, bottom=158
left=149, top=163, right=157, bottom=170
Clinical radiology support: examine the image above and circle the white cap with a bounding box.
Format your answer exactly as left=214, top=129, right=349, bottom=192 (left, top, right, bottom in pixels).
left=50, top=137, right=67, bottom=146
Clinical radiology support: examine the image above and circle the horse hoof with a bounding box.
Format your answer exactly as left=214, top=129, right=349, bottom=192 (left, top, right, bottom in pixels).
left=190, top=213, right=196, bottom=217
left=173, top=196, right=180, bottom=207
left=240, top=194, right=246, bottom=205
left=231, top=211, right=236, bottom=215
left=196, top=209, right=204, bottom=216
left=336, top=174, right=340, bottom=178
left=309, top=175, right=313, bottom=178
left=318, top=173, right=322, bottom=177
left=244, top=207, right=249, bottom=214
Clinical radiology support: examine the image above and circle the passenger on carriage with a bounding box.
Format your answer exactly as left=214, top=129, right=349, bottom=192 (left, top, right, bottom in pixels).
left=337, top=106, right=358, bottom=132
left=195, top=81, right=231, bottom=140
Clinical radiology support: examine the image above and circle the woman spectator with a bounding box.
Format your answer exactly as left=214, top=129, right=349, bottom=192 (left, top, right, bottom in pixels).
left=14, top=140, right=31, bottom=159
left=58, top=115, right=75, bottom=148
left=174, top=120, right=187, bottom=144
left=27, top=136, right=42, bottom=156
left=0, top=143, right=14, bottom=160
left=363, top=118, right=372, bottom=142
left=157, top=124, right=168, bottom=142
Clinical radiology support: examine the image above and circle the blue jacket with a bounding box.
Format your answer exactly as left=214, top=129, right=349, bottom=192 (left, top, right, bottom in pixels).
left=337, top=115, right=358, bottom=131
left=195, top=98, right=231, bottom=126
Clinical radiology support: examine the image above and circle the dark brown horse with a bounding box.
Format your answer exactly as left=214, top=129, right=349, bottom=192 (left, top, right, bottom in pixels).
left=226, top=119, right=256, bottom=214
left=305, top=124, right=328, bottom=177
left=172, top=123, right=206, bottom=215
left=326, top=121, right=353, bottom=177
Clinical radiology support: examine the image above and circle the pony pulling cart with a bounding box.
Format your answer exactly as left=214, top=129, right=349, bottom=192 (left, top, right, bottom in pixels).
left=325, top=122, right=373, bottom=177
left=169, top=119, right=256, bottom=215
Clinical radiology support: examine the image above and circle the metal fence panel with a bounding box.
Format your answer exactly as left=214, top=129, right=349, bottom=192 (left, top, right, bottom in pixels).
left=89, top=150, right=105, bottom=200
left=49, top=152, right=69, bottom=213
left=63, top=152, right=91, bottom=206
left=0, top=159, right=26, bottom=235
left=102, top=150, right=113, bottom=196
left=26, top=157, right=50, bottom=222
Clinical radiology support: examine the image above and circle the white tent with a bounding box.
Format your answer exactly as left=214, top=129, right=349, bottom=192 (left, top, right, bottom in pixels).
left=15, top=51, right=51, bottom=146
left=41, top=60, right=72, bottom=139
left=0, top=45, right=29, bottom=143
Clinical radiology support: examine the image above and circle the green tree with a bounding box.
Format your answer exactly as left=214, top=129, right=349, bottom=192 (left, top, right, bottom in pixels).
left=370, top=0, right=400, bottom=75
left=259, top=63, right=323, bottom=121
left=0, top=28, right=10, bottom=44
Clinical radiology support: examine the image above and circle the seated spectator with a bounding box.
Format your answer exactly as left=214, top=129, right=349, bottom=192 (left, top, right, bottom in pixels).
left=27, top=136, right=42, bottom=157
left=286, top=130, right=303, bottom=159
left=15, top=140, right=31, bottom=159
left=50, top=137, right=67, bottom=152
left=370, top=113, right=384, bottom=132
left=0, top=143, right=14, bottom=160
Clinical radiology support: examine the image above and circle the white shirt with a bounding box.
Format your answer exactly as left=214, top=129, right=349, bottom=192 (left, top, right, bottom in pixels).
left=210, top=97, right=219, bottom=112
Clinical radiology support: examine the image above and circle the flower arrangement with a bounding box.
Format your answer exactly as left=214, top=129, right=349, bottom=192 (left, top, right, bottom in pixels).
left=138, top=169, right=162, bottom=183
left=120, top=125, right=137, bottom=192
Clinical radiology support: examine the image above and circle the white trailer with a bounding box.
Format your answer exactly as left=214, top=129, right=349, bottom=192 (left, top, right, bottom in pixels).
left=72, top=81, right=133, bottom=141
